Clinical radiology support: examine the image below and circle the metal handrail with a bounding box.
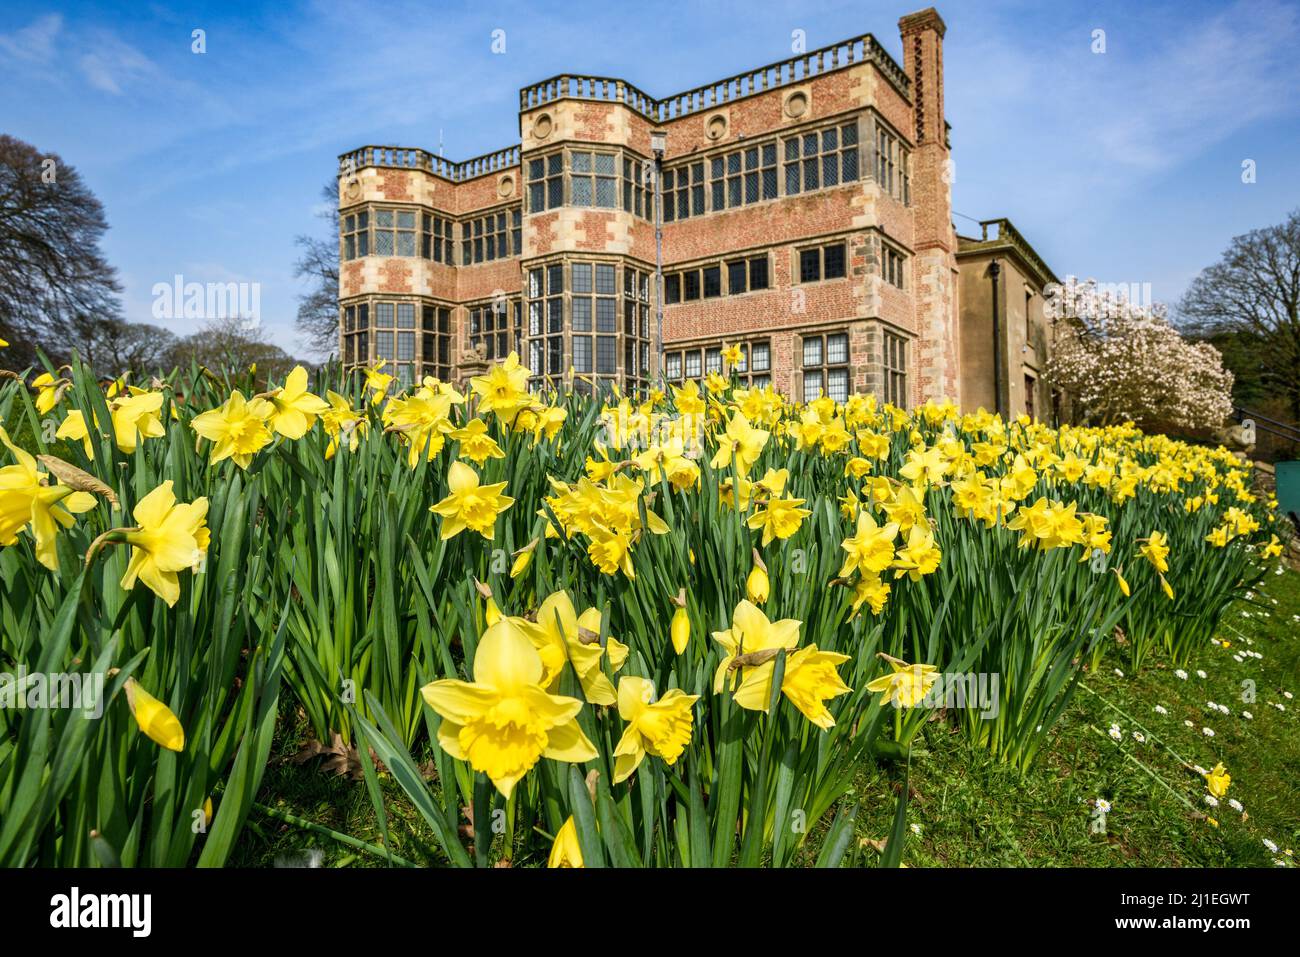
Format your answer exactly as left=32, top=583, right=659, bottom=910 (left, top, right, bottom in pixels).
left=1233, top=406, right=1300, bottom=443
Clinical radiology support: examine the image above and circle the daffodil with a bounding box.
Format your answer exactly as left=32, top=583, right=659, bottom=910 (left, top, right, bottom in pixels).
left=891, top=524, right=942, bottom=580
left=779, top=646, right=853, bottom=728
left=612, top=676, right=698, bottom=783
left=1114, top=567, right=1131, bottom=597
left=31, top=372, right=67, bottom=415
left=109, top=390, right=167, bottom=453
left=510, top=538, right=537, bottom=578
left=119, top=480, right=210, bottom=607
left=0, top=426, right=97, bottom=571
left=899, top=445, right=949, bottom=486
left=850, top=575, right=891, bottom=618
left=865, top=655, right=939, bottom=708
left=746, top=554, right=770, bottom=603
left=671, top=605, right=690, bottom=654
left=548, top=816, right=584, bottom=868
left=881, top=483, right=927, bottom=531
left=747, top=491, right=811, bottom=546
left=587, top=523, right=636, bottom=578
left=1205, top=762, right=1231, bottom=799
left=451, top=417, right=506, bottom=465
left=710, top=411, right=769, bottom=477
left=190, top=390, right=274, bottom=468
left=712, top=599, right=801, bottom=698
left=124, top=677, right=185, bottom=751
left=420, top=618, right=597, bottom=797
left=429, top=461, right=513, bottom=540
left=263, top=366, right=330, bottom=439
left=321, top=390, right=367, bottom=458
left=1139, top=531, right=1170, bottom=574
left=528, top=589, right=628, bottom=706
left=362, top=361, right=394, bottom=404
left=470, top=352, right=533, bottom=422
left=838, top=511, right=899, bottom=577
left=55, top=410, right=95, bottom=459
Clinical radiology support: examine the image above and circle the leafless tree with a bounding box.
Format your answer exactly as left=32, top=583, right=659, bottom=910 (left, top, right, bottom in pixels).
left=292, top=180, right=339, bottom=359
left=165, top=315, right=298, bottom=384
left=1178, top=209, right=1300, bottom=422
left=0, top=134, right=122, bottom=367
left=65, top=315, right=177, bottom=375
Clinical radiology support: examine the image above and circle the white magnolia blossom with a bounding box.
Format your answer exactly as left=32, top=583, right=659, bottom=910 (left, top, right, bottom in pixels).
left=1044, top=277, right=1234, bottom=430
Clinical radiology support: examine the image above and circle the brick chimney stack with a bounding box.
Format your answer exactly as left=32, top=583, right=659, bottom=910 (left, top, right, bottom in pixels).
left=899, top=7, right=961, bottom=404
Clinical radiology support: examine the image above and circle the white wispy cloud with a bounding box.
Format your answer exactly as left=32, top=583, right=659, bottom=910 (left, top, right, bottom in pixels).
left=78, top=31, right=161, bottom=94
left=950, top=0, right=1300, bottom=215
left=0, top=13, right=63, bottom=64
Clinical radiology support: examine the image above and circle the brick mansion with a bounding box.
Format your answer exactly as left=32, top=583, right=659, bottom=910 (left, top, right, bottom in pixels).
left=336, top=6, right=1061, bottom=418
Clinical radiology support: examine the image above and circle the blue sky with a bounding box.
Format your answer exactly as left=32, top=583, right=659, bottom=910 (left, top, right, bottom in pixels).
left=2, top=0, right=1298, bottom=358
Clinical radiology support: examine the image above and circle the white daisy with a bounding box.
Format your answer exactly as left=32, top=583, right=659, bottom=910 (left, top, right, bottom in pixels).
left=1154, top=705, right=1168, bottom=715
left=1175, top=669, right=1189, bottom=681
left=1202, top=727, right=1215, bottom=737
left=1204, top=794, right=1219, bottom=807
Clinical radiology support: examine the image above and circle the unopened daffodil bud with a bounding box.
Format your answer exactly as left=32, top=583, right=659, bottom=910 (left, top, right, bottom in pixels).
left=671, top=606, right=690, bottom=654
left=746, top=549, right=770, bottom=604
left=124, top=677, right=185, bottom=752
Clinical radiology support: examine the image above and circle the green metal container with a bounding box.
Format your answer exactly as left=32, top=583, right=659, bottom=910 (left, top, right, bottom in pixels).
left=1277, top=461, right=1300, bottom=519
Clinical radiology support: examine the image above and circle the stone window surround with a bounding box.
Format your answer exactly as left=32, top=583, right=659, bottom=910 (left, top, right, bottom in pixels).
left=879, top=237, right=908, bottom=290
left=466, top=296, right=523, bottom=363
left=654, top=106, right=914, bottom=222
left=663, top=251, right=772, bottom=304
left=857, top=319, right=912, bottom=409
left=338, top=199, right=523, bottom=265
left=524, top=145, right=655, bottom=221
left=521, top=254, right=655, bottom=390
left=340, top=294, right=458, bottom=383
left=793, top=239, right=849, bottom=285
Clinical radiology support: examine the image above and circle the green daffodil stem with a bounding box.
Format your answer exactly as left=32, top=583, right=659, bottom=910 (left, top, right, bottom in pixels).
left=83, top=527, right=137, bottom=568
left=251, top=802, right=418, bottom=867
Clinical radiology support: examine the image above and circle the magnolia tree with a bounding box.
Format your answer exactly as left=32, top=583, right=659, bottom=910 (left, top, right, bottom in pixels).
left=1045, top=277, right=1234, bottom=430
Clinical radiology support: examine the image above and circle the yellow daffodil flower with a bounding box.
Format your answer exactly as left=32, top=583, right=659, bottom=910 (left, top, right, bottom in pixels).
left=838, top=511, right=899, bottom=578
left=263, top=366, right=330, bottom=439
left=118, top=480, right=210, bottom=607
left=0, top=426, right=97, bottom=571
left=190, top=390, right=274, bottom=468
left=420, top=618, right=598, bottom=797
left=612, top=676, right=698, bottom=783
left=865, top=655, right=939, bottom=708
left=429, top=461, right=513, bottom=540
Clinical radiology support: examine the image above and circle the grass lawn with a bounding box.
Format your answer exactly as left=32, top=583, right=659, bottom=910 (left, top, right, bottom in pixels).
left=231, top=566, right=1300, bottom=868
